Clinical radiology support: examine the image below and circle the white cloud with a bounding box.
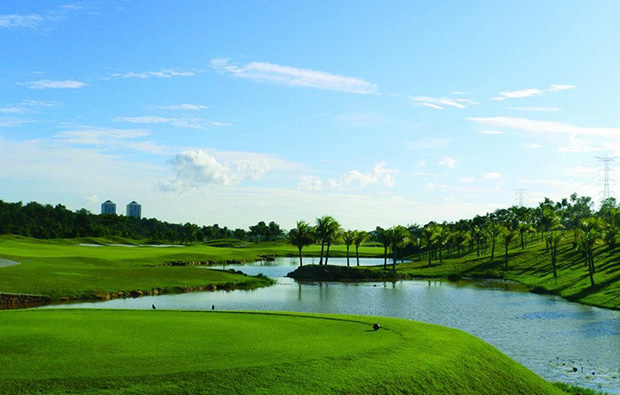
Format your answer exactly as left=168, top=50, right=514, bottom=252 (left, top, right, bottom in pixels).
left=329, top=162, right=397, bottom=190
left=298, top=175, right=322, bottom=191
left=411, top=96, right=466, bottom=109
left=153, top=104, right=208, bottom=111
left=499, top=88, right=543, bottom=98
left=0, top=14, right=45, bottom=29
left=422, top=103, right=444, bottom=110
left=439, top=157, right=456, bottom=169
left=28, top=80, right=87, bottom=89
left=115, top=116, right=172, bottom=124
left=0, top=117, right=33, bottom=127
left=211, top=58, right=376, bottom=94
left=416, top=159, right=427, bottom=169
left=483, top=172, right=502, bottom=180
left=549, top=84, right=576, bottom=92
left=335, top=112, right=382, bottom=127
left=115, top=115, right=231, bottom=130
left=479, top=130, right=503, bottom=135
left=468, top=116, right=620, bottom=139
left=522, top=143, right=542, bottom=149
left=460, top=177, right=476, bottom=183
left=114, top=69, right=196, bottom=79
left=0, top=106, right=26, bottom=114
left=493, top=84, right=576, bottom=101
left=54, top=126, right=167, bottom=155
left=451, top=91, right=471, bottom=95
left=161, top=149, right=272, bottom=191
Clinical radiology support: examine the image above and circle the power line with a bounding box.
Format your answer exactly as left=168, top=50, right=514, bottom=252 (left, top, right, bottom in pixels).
left=514, top=189, right=528, bottom=206
left=596, top=156, right=617, bottom=200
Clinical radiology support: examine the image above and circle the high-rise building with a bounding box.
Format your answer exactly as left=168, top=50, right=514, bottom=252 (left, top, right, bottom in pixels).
left=126, top=201, right=142, bottom=219
left=101, top=200, right=116, bottom=215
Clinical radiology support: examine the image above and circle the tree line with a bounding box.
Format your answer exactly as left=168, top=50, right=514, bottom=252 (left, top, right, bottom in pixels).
left=288, top=194, right=620, bottom=288
left=0, top=200, right=285, bottom=243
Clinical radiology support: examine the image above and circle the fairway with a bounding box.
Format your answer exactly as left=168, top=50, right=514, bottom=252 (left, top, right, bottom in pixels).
left=0, top=309, right=564, bottom=395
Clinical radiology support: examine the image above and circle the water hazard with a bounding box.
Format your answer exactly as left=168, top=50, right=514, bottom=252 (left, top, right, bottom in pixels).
left=45, top=257, right=620, bottom=393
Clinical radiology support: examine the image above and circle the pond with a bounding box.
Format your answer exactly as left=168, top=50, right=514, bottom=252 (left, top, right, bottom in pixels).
left=44, top=257, right=620, bottom=393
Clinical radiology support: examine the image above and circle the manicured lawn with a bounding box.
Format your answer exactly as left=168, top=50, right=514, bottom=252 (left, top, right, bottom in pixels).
left=0, top=235, right=383, bottom=300
left=390, top=239, right=620, bottom=311
left=0, top=309, right=565, bottom=395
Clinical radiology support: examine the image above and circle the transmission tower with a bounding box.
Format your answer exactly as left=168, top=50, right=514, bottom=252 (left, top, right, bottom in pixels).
left=514, top=189, right=528, bottom=206
left=596, top=156, right=616, bottom=200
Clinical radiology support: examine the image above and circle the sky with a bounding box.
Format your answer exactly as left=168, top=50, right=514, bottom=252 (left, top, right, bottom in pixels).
left=1, top=1, right=620, bottom=230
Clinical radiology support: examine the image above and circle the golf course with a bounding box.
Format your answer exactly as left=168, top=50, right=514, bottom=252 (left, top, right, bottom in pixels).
left=0, top=309, right=569, bottom=395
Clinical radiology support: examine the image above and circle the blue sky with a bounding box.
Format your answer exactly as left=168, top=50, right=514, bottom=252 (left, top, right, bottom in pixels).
left=2, top=1, right=620, bottom=230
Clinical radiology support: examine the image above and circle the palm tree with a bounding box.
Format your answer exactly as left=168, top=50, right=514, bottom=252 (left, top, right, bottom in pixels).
left=485, top=221, right=501, bottom=261
left=353, top=230, right=368, bottom=267
left=288, top=221, right=314, bottom=267
left=431, top=224, right=449, bottom=264
left=500, top=225, right=518, bottom=269
left=577, top=217, right=603, bottom=287
left=390, top=226, right=410, bottom=272
left=341, top=230, right=356, bottom=267
left=376, top=227, right=392, bottom=269
left=315, top=216, right=339, bottom=265
left=422, top=225, right=435, bottom=266
left=547, top=231, right=564, bottom=280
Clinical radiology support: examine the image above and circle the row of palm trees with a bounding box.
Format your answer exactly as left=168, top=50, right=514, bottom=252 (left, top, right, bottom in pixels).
left=288, top=194, right=620, bottom=288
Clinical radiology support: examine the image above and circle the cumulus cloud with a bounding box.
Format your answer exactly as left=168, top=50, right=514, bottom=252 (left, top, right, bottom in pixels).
left=161, top=149, right=289, bottom=191
left=297, top=175, right=322, bottom=191
left=211, top=58, right=376, bottom=94
left=28, top=80, right=87, bottom=89
left=439, top=157, right=456, bottom=168
left=328, top=162, right=397, bottom=189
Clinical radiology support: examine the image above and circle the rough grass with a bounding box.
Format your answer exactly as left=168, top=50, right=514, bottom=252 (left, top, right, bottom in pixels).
left=0, top=309, right=565, bottom=395
left=392, top=237, right=620, bottom=311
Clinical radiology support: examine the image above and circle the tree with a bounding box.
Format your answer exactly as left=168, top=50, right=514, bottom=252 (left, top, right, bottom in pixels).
left=315, top=216, right=340, bottom=265
left=288, top=221, right=314, bottom=267
left=500, top=226, right=518, bottom=269
left=547, top=231, right=564, bottom=280
left=422, top=225, right=435, bottom=266
left=341, top=230, right=356, bottom=267
left=431, top=224, right=449, bottom=264
left=390, top=226, right=410, bottom=272
left=353, top=230, right=369, bottom=267
left=485, top=221, right=501, bottom=261
left=376, top=227, right=392, bottom=269
left=577, top=217, right=603, bottom=287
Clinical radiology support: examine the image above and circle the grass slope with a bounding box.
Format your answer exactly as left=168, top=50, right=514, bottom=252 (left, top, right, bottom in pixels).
left=0, top=309, right=564, bottom=395
left=392, top=238, right=620, bottom=311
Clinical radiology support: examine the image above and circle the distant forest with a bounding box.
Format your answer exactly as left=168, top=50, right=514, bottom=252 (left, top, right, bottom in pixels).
left=0, top=200, right=286, bottom=243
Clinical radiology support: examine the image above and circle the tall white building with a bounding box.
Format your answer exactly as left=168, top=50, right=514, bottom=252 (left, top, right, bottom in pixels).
left=101, top=200, right=116, bottom=215
left=126, top=201, right=142, bottom=219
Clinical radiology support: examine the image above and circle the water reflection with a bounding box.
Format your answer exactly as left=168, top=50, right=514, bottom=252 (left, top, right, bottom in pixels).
left=43, top=257, right=620, bottom=393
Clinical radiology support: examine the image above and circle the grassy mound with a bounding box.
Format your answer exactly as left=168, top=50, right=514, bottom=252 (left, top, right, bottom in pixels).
left=0, top=309, right=563, bottom=395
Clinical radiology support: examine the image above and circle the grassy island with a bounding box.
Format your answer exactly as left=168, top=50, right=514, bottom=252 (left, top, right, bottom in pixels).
left=0, top=309, right=566, bottom=395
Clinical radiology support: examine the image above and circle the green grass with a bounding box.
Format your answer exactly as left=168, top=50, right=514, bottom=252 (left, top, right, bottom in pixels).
left=389, top=238, right=620, bottom=311
left=0, top=309, right=565, bottom=395
left=0, top=235, right=276, bottom=300
left=0, top=235, right=383, bottom=300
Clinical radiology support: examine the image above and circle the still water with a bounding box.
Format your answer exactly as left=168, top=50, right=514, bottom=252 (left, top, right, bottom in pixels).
left=47, top=257, right=620, bottom=393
